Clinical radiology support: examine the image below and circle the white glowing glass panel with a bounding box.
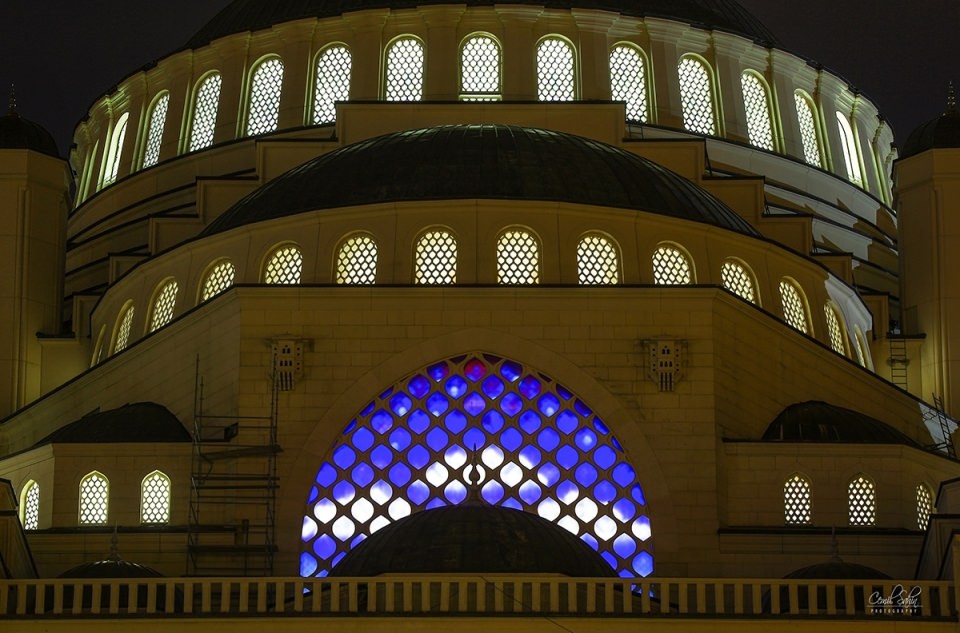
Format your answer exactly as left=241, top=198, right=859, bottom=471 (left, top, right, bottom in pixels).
left=189, top=73, right=222, bottom=152
left=854, top=330, right=868, bottom=367
left=678, top=57, right=715, bottom=135
left=149, top=280, right=178, bottom=332
left=741, top=72, right=774, bottom=151
left=652, top=246, right=692, bottom=285
left=142, top=93, right=169, bottom=169
left=264, top=246, right=302, bottom=285
left=21, top=482, right=39, bottom=530
left=836, top=111, right=863, bottom=186
left=415, top=230, right=457, bottom=285
left=246, top=58, right=284, bottom=136
left=141, top=471, right=171, bottom=524
left=103, top=114, right=129, bottom=185
left=824, top=305, right=846, bottom=356
left=537, top=38, right=575, bottom=102
left=337, top=235, right=378, bottom=285
left=721, top=260, right=756, bottom=304
left=113, top=306, right=134, bottom=354
left=201, top=260, right=236, bottom=302
left=848, top=474, right=876, bottom=526
left=313, top=46, right=352, bottom=125
left=79, top=472, right=109, bottom=525
left=779, top=280, right=809, bottom=334
left=795, top=92, right=822, bottom=168
left=385, top=38, right=424, bottom=102
left=783, top=474, right=812, bottom=525
left=577, top=234, right=619, bottom=285
left=460, top=35, right=500, bottom=100
left=610, top=45, right=647, bottom=122
left=497, top=230, right=539, bottom=285
left=917, top=483, right=933, bottom=530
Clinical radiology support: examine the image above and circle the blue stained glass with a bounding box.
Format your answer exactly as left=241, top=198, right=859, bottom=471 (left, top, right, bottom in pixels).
left=370, top=444, right=393, bottom=469
left=482, top=410, right=504, bottom=433
left=557, top=480, right=579, bottom=504
left=314, top=534, right=337, bottom=559
left=617, top=569, right=632, bottom=579
left=601, top=551, right=618, bottom=570
left=313, top=498, right=336, bottom=523
left=594, top=418, right=609, bottom=435
left=537, top=428, right=560, bottom=451
left=444, top=480, right=467, bottom=504
left=501, top=497, right=522, bottom=510
left=537, top=462, right=560, bottom=486
left=613, top=463, right=636, bottom=487
left=407, top=479, right=430, bottom=504
left=519, top=480, right=542, bottom=504
left=633, top=516, right=651, bottom=541
left=351, top=427, right=375, bottom=451
left=351, top=534, right=367, bottom=548
left=463, top=392, right=486, bottom=415
left=351, top=463, right=374, bottom=487
left=444, top=410, right=467, bottom=433
left=463, top=427, right=486, bottom=451
left=501, top=393, right=523, bottom=416
left=426, top=427, right=449, bottom=451
left=300, top=552, right=318, bottom=576
left=464, top=359, right=487, bottom=381
left=482, top=480, right=504, bottom=504
left=360, top=401, right=375, bottom=416
left=501, top=360, right=523, bottom=382
left=575, top=428, right=598, bottom=452
left=333, top=445, right=356, bottom=469
left=613, top=498, right=636, bottom=522
left=371, top=480, right=393, bottom=504
left=408, top=410, right=430, bottom=434
left=371, top=410, right=393, bottom=434
left=519, top=444, right=541, bottom=468
left=390, top=392, right=412, bottom=416
left=574, top=400, right=592, bottom=417
left=343, top=419, right=357, bottom=434
left=317, top=463, right=338, bottom=486
left=379, top=386, right=394, bottom=400
left=407, top=444, right=430, bottom=469
left=500, top=427, right=523, bottom=451
left=408, top=375, right=430, bottom=398
left=331, top=552, right=346, bottom=567
left=333, top=481, right=355, bottom=504
left=302, top=516, right=318, bottom=541
left=426, top=497, right=447, bottom=509
left=556, top=411, right=579, bottom=434
left=389, top=428, right=411, bottom=451
left=308, top=486, right=319, bottom=503
left=593, top=446, right=616, bottom=469
left=519, top=410, right=541, bottom=434
left=444, top=444, right=467, bottom=468
left=482, top=376, right=505, bottom=399
left=631, top=484, right=646, bottom=505
left=594, top=480, right=617, bottom=504
left=633, top=552, right=654, bottom=577
left=389, top=463, right=411, bottom=486
left=538, top=393, right=560, bottom=417
left=556, top=445, right=579, bottom=469
left=611, top=437, right=623, bottom=451
left=427, top=361, right=449, bottom=382
left=581, top=533, right=599, bottom=551
left=445, top=375, right=468, bottom=398
left=518, top=375, right=541, bottom=399
left=426, top=392, right=449, bottom=417
left=556, top=384, right=573, bottom=400
left=575, top=463, right=598, bottom=486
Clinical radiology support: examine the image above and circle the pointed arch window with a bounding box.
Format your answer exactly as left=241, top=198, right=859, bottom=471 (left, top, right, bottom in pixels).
left=917, top=483, right=933, bottom=530
left=537, top=37, right=575, bottom=102
left=721, top=259, right=757, bottom=304
left=337, top=235, right=378, bottom=285
left=313, top=45, right=352, bottom=125
left=783, top=474, right=812, bottom=525
left=201, top=259, right=236, bottom=302
left=149, top=279, right=179, bottom=332
left=142, top=92, right=169, bottom=169
left=794, top=91, right=822, bottom=168
left=415, top=230, right=457, bottom=285
left=779, top=279, right=810, bottom=334
left=678, top=56, right=716, bottom=135
left=577, top=234, right=619, bottom=285
left=824, top=304, right=848, bottom=356
left=264, top=245, right=303, bottom=285
left=497, top=229, right=540, bottom=284
left=141, top=471, right=171, bottom=525
left=188, top=73, right=222, bottom=152
left=848, top=473, right=876, bottom=526
left=385, top=37, right=424, bottom=102
left=20, top=480, right=39, bottom=530
left=79, top=471, right=109, bottom=525
left=246, top=57, right=284, bottom=136
left=741, top=71, right=775, bottom=151
left=610, top=44, right=648, bottom=122
left=652, top=245, right=693, bottom=285
left=112, top=304, right=135, bottom=354
left=102, top=112, right=129, bottom=186
left=836, top=111, right=863, bottom=186
left=460, top=34, right=501, bottom=101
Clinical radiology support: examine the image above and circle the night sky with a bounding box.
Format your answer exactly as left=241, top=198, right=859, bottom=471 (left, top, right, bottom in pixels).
left=2, top=0, right=957, bottom=157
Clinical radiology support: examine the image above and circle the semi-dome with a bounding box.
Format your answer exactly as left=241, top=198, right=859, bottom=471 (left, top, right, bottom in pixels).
left=762, top=401, right=922, bottom=447
left=328, top=503, right=618, bottom=577
left=0, top=110, right=59, bottom=158
left=187, top=0, right=777, bottom=51
left=204, top=124, right=759, bottom=237
left=33, top=402, right=190, bottom=447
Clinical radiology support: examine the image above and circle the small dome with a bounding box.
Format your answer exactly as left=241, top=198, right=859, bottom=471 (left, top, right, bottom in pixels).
left=0, top=111, right=59, bottom=158
left=34, top=402, right=191, bottom=447
left=204, top=124, right=758, bottom=237
left=784, top=561, right=891, bottom=580
left=58, top=559, right=164, bottom=579
left=762, top=401, right=922, bottom=448
left=901, top=108, right=960, bottom=159
left=329, top=504, right=617, bottom=577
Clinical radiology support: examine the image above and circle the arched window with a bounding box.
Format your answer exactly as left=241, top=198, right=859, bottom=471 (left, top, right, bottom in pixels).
left=917, top=483, right=934, bottom=530
left=20, top=480, right=39, bottom=530
left=188, top=73, right=223, bottom=152
left=720, top=259, right=757, bottom=304
left=385, top=37, right=424, bottom=102
left=141, top=470, right=171, bottom=525
left=824, top=304, right=848, bottom=356
left=79, top=471, right=109, bottom=525
left=200, top=259, right=236, bottom=302
left=148, top=279, right=179, bottom=332
left=497, top=229, right=540, bottom=285
left=91, top=325, right=107, bottom=367
left=102, top=112, right=129, bottom=186
left=537, top=37, right=575, bottom=102
left=264, top=245, right=303, bottom=285
left=678, top=56, right=716, bottom=135
left=112, top=303, right=135, bottom=354
left=848, top=473, right=876, bottom=526
left=415, top=230, right=457, bottom=285
left=337, top=235, right=378, bottom=285
left=577, top=234, right=619, bottom=285
left=783, top=473, right=812, bottom=525
left=836, top=111, right=863, bottom=186
left=652, top=244, right=693, bottom=285
left=779, top=279, right=810, bottom=334
left=78, top=140, right=100, bottom=203
left=313, top=45, right=352, bottom=125
left=794, top=91, right=822, bottom=168
left=609, top=44, right=648, bottom=122
left=853, top=327, right=869, bottom=368
left=741, top=71, right=774, bottom=151
left=142, top=92, right=169, bottom=169
left=460, top=34, right=501, bottom=101
left=246, top=57, right=284, bottom=136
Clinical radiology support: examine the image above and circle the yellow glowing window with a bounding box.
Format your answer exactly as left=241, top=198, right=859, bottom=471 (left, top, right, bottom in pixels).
left=264, top=246, right=302, bottom=285
left=577, top=234, right=619, bottom=285
left=783, top=474, right=812, bottom=525
left=610, top=45, right=647, bottom=122
left=142, top=92, right=169, bottom=168
left=652, top=246, right=692, bottom=285
left=460, top=35, right=500, bottom=101
left=113, top=305, right=135, bottom=353
left=497, top=230, right=540, bottom=284
left=415, top=230, right=457, bottom=285
left=189, top=73, right=222, bottom=152
left=824, top=305, right=847, bottom=356
left=21, top=481, right=39, bottom=530
left=848, top=474, right=876, bottom=526
left=141, top=471, right=171, bottom=525
left=795, top=92, right=822, bottom=168
left=917, top=483, right=933, bottom=530
left=741, top=72, right=774, bottom=151
left=313, top=46, right=351, bottom=125
left=149, top=280, right=179, bottom=332
left=247, top=58, right=284, bottom=136
left=385, top=38, right=423, bottom=102
left=836, top=111, right=863, bottom=186
left=720, top=260, right=756, bottom=304
left=337, top=236, right=378, bottom=285
left=537, top=38, right=575, bottom=102
left=678, top=57, right=715, bottom=135
left=201, top=260, right=236, bottom=302
left=779, top=279, right=809, bottom=334
left=79, top=471, right=109, bottom=526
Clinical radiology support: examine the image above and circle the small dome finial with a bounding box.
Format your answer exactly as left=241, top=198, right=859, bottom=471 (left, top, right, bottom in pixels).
left=948, top=81, right=957, bottom=115
left=108, top=524, right=121, bottom=561
left=8, top=84, right=16, bottom=116
left=465, top=443, right=484, bottom=503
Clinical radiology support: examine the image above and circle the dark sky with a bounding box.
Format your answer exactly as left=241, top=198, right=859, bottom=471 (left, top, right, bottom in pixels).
left=2, top=0, right=956, bottom=157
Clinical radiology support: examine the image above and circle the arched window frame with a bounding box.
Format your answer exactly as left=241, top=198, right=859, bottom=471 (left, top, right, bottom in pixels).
left=794, top=90, right=823, bottom=168
left=187, top=71, right=223, bottom=153
left=141, top=470, right=172, bottom=525
left=536, top=35, right=578, bottom=102
left=823, top=302, right=850, bottom=357
left=383, top=35, right=425, bottom=102
left=312, top=43, right=352, bottom=125
left=111, top=301, right=135, bottom=355
left=609, top=42, right=650, bottom=123
left=836, top=110, right=864, bottom=187
left=459, top=33, right=502, bottom=101
left=496, top=227, right=541, bottom=285
left=141, top=91, right=170, bottom=169
left=78, top=471, right=110, bottom=526
left=147, top=278, right=179, bottom=333
left=740, top=70, right=776, bottom=151
left=853, top=326, right=871, bottom=369
left=778, top=277, right=812, bottom=335
left=245, top=55, right=285, bottom=137
left=783, top=472, right=812, bottom=525
left=198, top=258, right=237, bottom=304
left=78, top=140, right=100, bottom=204
left=917, top=482, right=934, bottom=531
left=678, top=54, right=718, bottom=136
left=847, top=473, right=876, bottom=526
left=262, top=243, right=303, bottom=285
left=652, top=242, right=695, bottom=285
left=100, top=112, right=129, bottom=188
left=577, top=232, right=621, bottom=285
left=720, top=257, right=759, bottom=305
left=19, top=480, right=39, bottom=530
left=91, top=324, right=107, bottom=367
left=414, top=228, right=458, bottom=285
left=336, top=233, right=379, bottom=285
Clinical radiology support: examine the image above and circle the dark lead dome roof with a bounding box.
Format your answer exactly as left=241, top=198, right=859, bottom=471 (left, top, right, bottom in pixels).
left=33, top=402, right=190, bottom=447
left=58, top=559, right=165, bottom=579
left=0, top=111, right=59, bottom=158
left=204, top=124, right=759, bottom=237
left=187, top=0, right=777, bottom=50
left=329, top=504, right=618, bottom=577
left=762, top=401, right=922, bottom=448
left=901, top=106, right=960, bottom=159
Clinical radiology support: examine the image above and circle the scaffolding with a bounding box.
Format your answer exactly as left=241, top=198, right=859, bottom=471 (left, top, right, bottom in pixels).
left=922, top=394, right=956, bottom=459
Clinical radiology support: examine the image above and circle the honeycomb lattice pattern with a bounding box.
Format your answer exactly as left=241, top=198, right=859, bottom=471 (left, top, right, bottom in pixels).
left=149, top=280, right=178, bottom=333
left=854, top=330, right=868, bottom=367
left=201, top=260, right=236, bottom=302
left=917, top=483, right=933, bottom=530
left=779, top=280, right=809, bottom=334
left=22, top=482, right=39, bottom=530
left=537, top=38, right=575, bottom=102
left=720, top=260, right=756, bottom=304
left=300, top=354, right=654, bottom=579
left=460, top=35, right=500, bottom=99
left=79, top=472, right=109, bottom=525
left=113, top=306, right=134, bottom=353
left=795, top=92, right=822, bottom=168
left=497, top=230, right=539, bottom=285
left=609, top=45, right=647, bottom=122
left=741, top=72, right=774, bottom=151
left=678, top=58, right=715, bottom=135
left=246, top=58, right=284, bottom=136
left=189, top=74, right=222, bottom=152
left=836, top=111, right=863, bottom=186
left=824, top=305, right=846, bottom=356
left=385, top=38, right=424, bottom=102
left=848, top=474, right=876, bottom=526
left=415, top=231, right=457, bottom=285
left=652, top=246, right=692, bottom=285
left=142, top=93, right=169, bottom=168
left=337, top=236, right=378, bottom=285
left=783, top=474, right=812, bottom=525
left=264, top=246, right=303, bottom=285
left=313, top=46, right=352, bottom=125
left=141, top=471, right=171, bottom=524
left=577, top=235, right=619, bottom=285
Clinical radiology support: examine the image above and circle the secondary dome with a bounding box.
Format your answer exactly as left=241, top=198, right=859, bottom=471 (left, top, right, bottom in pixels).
left=187, top=0, right=777, bottom=50
left=762, top=401, right=921, bottom=447
left=0, top=110, right=59, bottom=158
left=204, top=124, right=758, bottom=237
left=328, top=503, right=617, bottom=577
left=901, top=105, right=960, bottom=159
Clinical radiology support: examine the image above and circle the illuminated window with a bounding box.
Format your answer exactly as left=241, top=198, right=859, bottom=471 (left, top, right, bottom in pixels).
left=188, top=73, right=222, bottom=152
left=20, top=481, right=39, bottom=530
left=783, top=473, right=812, bottom=525
left=149, top=279, right=178, bottom=332
left=112, top=304, right=135, bottom=354
left=917, top=483, right=933, bottom=530
left=201, top=259, right=236, bottom=302
left=720, top=259, right=756, bottom=304
left=678, top=57, right=715, bottom=135
left=460, top=35, right=500, bottom=101
left=313, top=45, right=352, bottom=125
left=836, top=111, right=863, bottom=186
left=102, top=112, right=129, bottom=186
left=794, top=91, right=822, bottom=168
left=741, top=72, right=774, bottom=151
left=79, top=471, right=109, bottom=526
left=854, top=328, right=869, bottom=368
left=577, top=234, right=619, bottom=285
left=824, top=304, right=847, bottom=356
left=609, top=44, right=647, bottom=122
left=264, top=245, right=303, bottom=285
left=848, top=473, right=876, bottom=526
left=142, top=92, right=169, bottom=169
left=537, top=37, right=575, bottom=102
left=779, top=279, right=809, bottom=334
left=78, top=140, right=99, bottom=203
left=299, top=354, right=654, bottom=578
left=415, top=230, right=457, bottom=285
left=141, top=471, right=171, bottom=525
left=497, top=229, right=540, bottom=285
left=246, top=57, right=284, bottom=136
left=652, top=245, right=692, bottom=285
left=337, top=235, right=378, bottom=285
left=385, top=38, right=424, bottom=102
